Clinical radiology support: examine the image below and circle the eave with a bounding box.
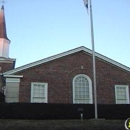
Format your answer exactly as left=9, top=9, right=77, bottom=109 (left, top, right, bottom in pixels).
left=2, top=46, right=130, bottom=75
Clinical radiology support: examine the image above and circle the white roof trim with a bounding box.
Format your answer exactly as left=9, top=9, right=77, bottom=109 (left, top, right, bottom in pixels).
left=0, top=57, right=16, bottom=63
left=3, top=46, right=130, bottom=75
left=3, top=75, right=23, bottom=78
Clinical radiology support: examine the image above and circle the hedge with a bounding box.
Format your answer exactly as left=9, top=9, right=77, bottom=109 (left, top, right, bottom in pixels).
left=0, top=103, right=129, bottom=120
left=0, top=92, right=5, bottom=102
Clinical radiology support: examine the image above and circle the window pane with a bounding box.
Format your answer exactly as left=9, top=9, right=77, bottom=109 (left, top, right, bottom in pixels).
left=33, top=97, right=45, bottom=103
left=31, top=83, right=47, bottom=103
left=74, top=75, right=90, bottom=104
left=115, top=85, right=128, bottom=104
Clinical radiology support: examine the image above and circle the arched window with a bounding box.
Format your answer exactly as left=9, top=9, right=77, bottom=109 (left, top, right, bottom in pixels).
left=73, top=74, right=93, bottom=104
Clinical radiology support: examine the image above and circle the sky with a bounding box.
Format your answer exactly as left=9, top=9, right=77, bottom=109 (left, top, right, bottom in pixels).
left=2, top=0, right=130, bottom=68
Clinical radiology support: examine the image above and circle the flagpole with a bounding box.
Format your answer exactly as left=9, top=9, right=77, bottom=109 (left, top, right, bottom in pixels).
left=83, top=0, right=98, bottom=119
left=89, top=0, right=98, bottom=119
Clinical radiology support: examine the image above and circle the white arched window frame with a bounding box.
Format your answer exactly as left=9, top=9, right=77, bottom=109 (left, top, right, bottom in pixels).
left=73, top=74, right=93, bottom=104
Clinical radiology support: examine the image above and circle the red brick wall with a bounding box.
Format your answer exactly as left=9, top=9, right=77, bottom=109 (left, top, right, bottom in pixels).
left=0, top=62, right=15, bottom=92
left=0, top=62, right=14, bottom=73
left=16, top=51, right=130, bottom=104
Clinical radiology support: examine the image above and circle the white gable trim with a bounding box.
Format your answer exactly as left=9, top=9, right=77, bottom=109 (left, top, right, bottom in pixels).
left=0, top=57, right=16, bottom=63
left=4, top=75, right=23, bottom=78
left=3, top=46, right=130, bottom=75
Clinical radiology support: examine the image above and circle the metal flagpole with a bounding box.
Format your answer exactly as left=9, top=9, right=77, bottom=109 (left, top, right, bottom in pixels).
left=83, top=0, right=98, bottom=119
left=1, top=0, right=6, bottom=5
left=89, top=0, right=98, bottom=119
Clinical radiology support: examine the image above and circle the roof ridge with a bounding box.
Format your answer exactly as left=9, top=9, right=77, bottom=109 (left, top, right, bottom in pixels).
left=3, top=46, right=130, bottom=75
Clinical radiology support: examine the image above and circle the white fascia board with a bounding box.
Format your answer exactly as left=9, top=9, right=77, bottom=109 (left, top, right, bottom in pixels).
left=3, top=46, right=130, bottom=75
left=3, top=46, right=87, bottom=75
left=0, top=57, right=16, bottom=63
left=3, top=75, right=23, bottom=78
left=94, top=51, right=130, bottom=72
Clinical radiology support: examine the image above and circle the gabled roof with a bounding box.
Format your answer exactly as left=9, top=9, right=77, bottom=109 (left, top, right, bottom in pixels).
left=0, top=5, right=9, bottom=40
left=3, top=46, right=130, bottom=75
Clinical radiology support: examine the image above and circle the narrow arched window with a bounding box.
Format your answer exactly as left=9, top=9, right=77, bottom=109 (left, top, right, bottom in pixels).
left=73, top=74, right=93, bottom=104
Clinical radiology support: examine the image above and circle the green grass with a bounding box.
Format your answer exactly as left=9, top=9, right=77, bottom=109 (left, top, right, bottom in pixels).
left=0, top=119, right=125, bottom=130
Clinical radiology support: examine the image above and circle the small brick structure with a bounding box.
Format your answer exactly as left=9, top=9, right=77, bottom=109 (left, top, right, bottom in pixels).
left=0, top=59, right=15, bottom=93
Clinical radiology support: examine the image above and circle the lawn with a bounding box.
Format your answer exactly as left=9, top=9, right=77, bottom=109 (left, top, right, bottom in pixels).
left=0, top=119, right=125, bottom=130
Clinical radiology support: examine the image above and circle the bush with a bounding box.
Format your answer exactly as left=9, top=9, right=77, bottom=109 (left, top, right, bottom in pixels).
left=98, top=104, right=130, bottom=119
left=0, top=92, right=5, bottom=102
left=0, top=103, right=129, bottom=120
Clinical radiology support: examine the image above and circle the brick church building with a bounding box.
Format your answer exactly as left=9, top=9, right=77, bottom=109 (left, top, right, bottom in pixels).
left=0, top=5, right=130, bottom=104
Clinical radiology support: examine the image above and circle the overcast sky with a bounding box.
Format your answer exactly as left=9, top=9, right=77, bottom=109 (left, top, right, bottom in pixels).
left=3, top=0, right=130, bottom=67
